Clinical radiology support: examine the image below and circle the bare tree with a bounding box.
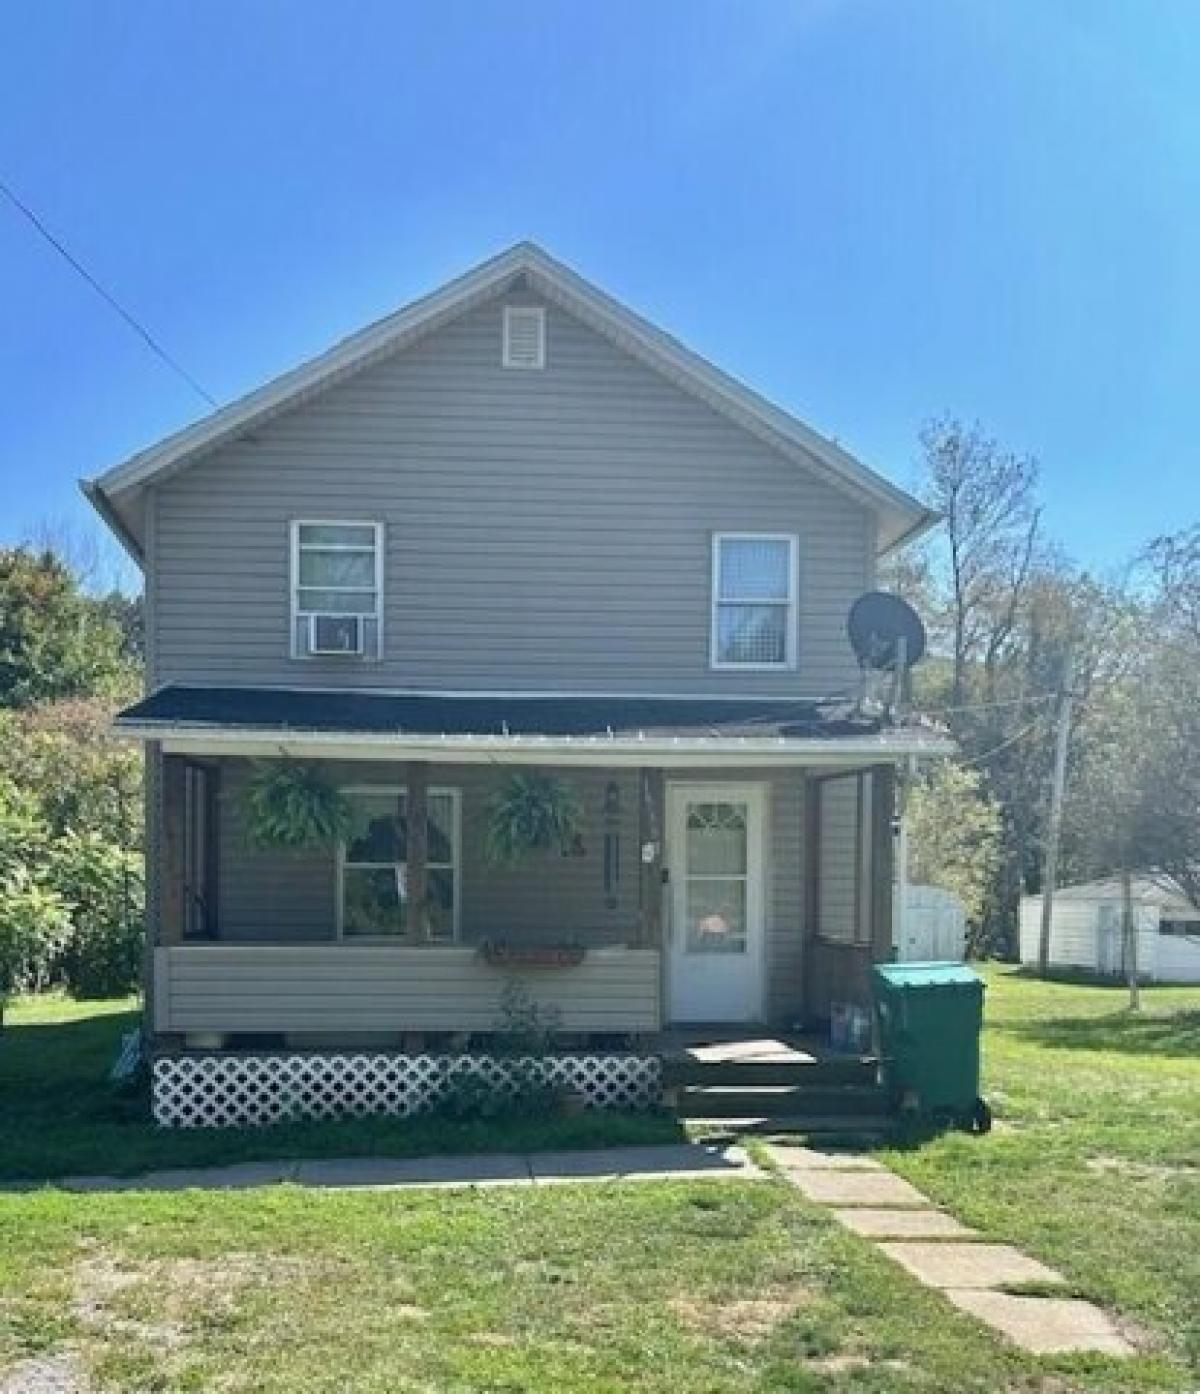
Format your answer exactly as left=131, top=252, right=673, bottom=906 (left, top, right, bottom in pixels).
left=1067, top=608, right=1200, bottom=1007
left=918, top=418, right=1042, bottom=706
left=25, top=514, right=139, bottom=597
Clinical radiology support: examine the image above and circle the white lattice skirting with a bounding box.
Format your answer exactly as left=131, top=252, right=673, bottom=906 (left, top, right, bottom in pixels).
left=153, top=1053, right=663, bottom=1129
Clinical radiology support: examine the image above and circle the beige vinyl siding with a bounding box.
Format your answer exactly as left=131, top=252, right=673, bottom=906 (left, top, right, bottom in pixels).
left=154, top=944, right=660, bottom=1034
left=817, top=775, right=865, bottom=944
left=149, top=293, right=873, bottom=696
left=217, top=762, right=640, bottom=947
left=212, top=760, right=807, bottom=1023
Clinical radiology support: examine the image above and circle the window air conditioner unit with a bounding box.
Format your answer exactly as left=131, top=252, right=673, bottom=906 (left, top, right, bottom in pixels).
left=307, top=614, right=364, bottom=656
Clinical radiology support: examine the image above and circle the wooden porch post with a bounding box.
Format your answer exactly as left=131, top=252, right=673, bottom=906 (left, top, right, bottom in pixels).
left=869, top=763, right=897, bottom=963
left=160, top=753, right=187, bottom=946
left=801, top=773, right=822, bottom=1023
left=406, top=761, right=430, bottom=941
left=637, top=768, right=665, bottom=947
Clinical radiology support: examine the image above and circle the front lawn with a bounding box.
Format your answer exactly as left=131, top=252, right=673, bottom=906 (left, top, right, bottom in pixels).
left=0, top=1173, right=1177, bottom=1393
left=0, top=995, right=680, bottom=1181
left=0, top=973, right=1196, bottom=1391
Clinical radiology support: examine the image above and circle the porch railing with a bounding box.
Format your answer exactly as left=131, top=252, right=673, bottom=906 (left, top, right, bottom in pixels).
left=153, top=944, right=661, bottom=1037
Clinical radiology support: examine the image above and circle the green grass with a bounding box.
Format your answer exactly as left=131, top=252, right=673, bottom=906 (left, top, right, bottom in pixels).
left=0, top=974, right=1196, bottom=1391
left=880, top=966, right=1200, bottom=1381
left=0, top=995, right=681, bottom=1181
left=0, top=1173, right=1179, bottom=1393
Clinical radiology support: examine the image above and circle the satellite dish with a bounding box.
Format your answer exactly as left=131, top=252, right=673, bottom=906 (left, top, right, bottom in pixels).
left=848, top=591, right=927, bottom=671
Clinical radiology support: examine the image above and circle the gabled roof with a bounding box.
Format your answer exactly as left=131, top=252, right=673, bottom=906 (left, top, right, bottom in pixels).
left=1042, top=874, right=1199, bottom=914
left=84, top=241, right=935, bottom=561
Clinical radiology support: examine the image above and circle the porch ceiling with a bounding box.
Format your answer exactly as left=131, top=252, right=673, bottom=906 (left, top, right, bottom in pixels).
left=117, top=685, right=952, bottom=767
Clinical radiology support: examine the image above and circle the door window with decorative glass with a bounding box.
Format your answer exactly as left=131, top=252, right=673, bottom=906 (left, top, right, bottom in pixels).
left=340, top=789, right=459, bottom=938
left=683, top=800, right=750, bottom=954
left=711, top=534, right=797, bottom=668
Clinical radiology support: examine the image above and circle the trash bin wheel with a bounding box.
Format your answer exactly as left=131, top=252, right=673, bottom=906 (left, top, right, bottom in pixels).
left=967, top=1096, right=992, bottom=1135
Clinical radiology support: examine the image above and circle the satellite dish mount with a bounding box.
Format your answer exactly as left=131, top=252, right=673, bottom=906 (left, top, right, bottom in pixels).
left=847, top=592, right=927, bottom=718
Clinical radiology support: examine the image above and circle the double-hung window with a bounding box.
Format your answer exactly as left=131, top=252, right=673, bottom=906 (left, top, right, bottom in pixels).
left=339, top=788, right=460, bottom=939
left=711, top=534, right=798, bottom=668
left=290, top=521, right=382, bottom=658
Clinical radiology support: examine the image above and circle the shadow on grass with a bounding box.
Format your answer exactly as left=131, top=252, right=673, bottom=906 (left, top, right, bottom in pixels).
left=0, top=1010, right=687, bottom=1184
left=1000, top=1009, right=1200, bottom=1058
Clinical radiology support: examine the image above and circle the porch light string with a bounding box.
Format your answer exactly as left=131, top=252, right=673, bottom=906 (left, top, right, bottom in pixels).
left=0, top=175, right=220, bottom=409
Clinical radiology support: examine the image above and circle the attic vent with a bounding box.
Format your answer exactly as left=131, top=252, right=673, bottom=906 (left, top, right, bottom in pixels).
left=502, top=306, right=545, bottom=369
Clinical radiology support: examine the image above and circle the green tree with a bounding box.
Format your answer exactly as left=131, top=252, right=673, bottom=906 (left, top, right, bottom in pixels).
left=0, top=783, right=70, bottom=1007
left=0, top=548, right=136, bottom=709
left=906, top=760, right=1002, bottom=949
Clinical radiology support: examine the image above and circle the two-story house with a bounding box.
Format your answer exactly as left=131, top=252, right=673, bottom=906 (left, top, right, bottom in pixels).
left=86, top=243, right=944, bottom=1117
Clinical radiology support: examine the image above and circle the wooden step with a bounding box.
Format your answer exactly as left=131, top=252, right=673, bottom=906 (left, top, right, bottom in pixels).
left=662, top=1058, right=879, bottom=1089
left=686, top=1115, right=897, bottom=1139
left=675, top=1084, right=889, bottom=1118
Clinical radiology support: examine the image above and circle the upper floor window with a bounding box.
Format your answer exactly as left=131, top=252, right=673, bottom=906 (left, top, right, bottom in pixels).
left=502, top=305, right=546, bottom=369
left=710, top=533, right=798, bottom=669
left=290, top=520, right=382, bottom=659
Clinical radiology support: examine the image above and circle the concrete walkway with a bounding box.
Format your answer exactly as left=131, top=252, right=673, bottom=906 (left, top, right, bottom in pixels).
left=764, top=1143, right=1135, bottom=1358
left=8, top=1143, right=761, bottom=1195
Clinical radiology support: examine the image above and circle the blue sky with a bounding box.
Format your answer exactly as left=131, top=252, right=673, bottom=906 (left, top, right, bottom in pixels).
left=2, top=1, right=1197, bottom=585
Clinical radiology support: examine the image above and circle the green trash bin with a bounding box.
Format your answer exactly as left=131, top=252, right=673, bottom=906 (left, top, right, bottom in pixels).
left=871, top=962, right=991, bottom=1133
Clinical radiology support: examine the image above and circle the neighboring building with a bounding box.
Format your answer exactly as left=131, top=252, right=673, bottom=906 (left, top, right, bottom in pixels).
left=1019, top=875, right=1200, bottom=983
left=86, top=241, right=947, bottom=1069
left=896, top=885, right=967, bottom=963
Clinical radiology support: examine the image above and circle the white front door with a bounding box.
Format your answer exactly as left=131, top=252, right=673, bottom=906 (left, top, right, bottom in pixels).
left=666, top=783, right=766, bottom=1023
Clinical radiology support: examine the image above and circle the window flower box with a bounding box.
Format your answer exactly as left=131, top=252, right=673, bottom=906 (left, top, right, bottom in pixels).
left=479, top=941, right=587, bottom=969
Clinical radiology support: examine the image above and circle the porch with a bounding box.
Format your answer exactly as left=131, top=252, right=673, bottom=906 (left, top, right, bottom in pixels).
left=124, top=685, right=950, bottom=1051
left=152, top=756, right=897, bottom=1047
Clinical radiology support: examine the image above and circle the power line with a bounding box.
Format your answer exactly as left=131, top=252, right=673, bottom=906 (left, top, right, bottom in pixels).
left=960, top=716, right=1048, bottom=767
left=920, top=691, right=1059, bottom=718
left=0, top=175, right=219, bottom=409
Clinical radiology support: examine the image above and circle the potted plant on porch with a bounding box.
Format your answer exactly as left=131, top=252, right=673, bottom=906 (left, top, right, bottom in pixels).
left=480, top=772, right=589, bottom=969
left=241, top=760, right=352, bottom=850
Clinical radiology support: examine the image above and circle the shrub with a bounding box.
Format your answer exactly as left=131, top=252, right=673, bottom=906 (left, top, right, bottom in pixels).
left=49, top=830, right=144, bottom=998
left=0, top=868, right=72, bottom=1003
left=433, top=1063, right=562, bottom=1121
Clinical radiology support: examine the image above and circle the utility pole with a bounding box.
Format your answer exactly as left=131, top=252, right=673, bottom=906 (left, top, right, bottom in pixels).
left=1038, top=652, right=1075, bottom=976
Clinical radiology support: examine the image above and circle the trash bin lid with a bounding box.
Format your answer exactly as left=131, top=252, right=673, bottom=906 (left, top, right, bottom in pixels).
left=872, top=961, right=982, bottom=990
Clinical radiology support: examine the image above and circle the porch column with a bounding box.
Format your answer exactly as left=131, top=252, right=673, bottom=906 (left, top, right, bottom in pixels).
left=406, top=761, right=430, bottom=940
left=637, top=768, right=665, bottom=946
left=160, top=753, right=187, bottom=946
left=801, top=773, right=822, bottom=1022
left=869, top=763, right=897, bottom=963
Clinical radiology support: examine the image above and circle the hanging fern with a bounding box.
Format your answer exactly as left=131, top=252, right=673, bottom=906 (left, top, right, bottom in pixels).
left=485, top=772, right=583, bottom=867
left=241, top=761, right=352, bottom=852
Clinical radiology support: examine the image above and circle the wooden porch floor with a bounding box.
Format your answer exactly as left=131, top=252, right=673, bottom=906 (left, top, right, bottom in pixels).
left=652, top=1027, right=875, bottom=1067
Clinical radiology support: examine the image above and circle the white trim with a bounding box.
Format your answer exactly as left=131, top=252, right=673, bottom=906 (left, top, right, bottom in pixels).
left=710, top=533, right=799, bottom=671
left=289, top=519, right=384, bottom=661
left=502, top=305, right=546, bottom=369
left=86, top=242, right=933, bottom=555
left=140, top=726, right=952, bottom=768
left=335, top=785, right=462, bottom=942
left=665, top=781, right=767, bottom=1023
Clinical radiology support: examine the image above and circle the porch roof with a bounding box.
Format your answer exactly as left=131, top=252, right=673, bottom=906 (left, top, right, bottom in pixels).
left=117, top=685, right=952, bottom=766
